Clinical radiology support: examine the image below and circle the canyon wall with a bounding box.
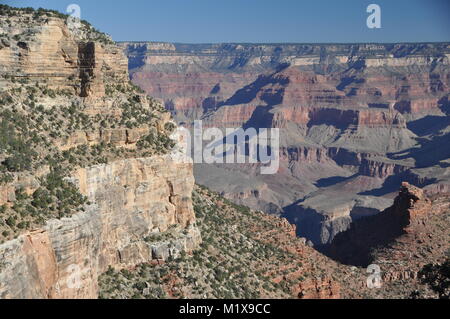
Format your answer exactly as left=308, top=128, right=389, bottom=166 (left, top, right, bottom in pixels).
left=0, top=8, right=200, bottom=299
left=0, top=154, right=200, bottom=299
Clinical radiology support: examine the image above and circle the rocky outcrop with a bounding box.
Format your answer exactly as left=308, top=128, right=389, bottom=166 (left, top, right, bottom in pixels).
left=0, top=153, right=201, bottom=299
left=324, top=183, right=445, bottom=267
left=0, top=17, right=127, bottom=98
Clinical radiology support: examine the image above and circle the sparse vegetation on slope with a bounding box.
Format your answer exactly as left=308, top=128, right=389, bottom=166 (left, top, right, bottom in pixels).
left=0, top=166, right=87, bottom=241
left=98, top=185, right=343, bottom=299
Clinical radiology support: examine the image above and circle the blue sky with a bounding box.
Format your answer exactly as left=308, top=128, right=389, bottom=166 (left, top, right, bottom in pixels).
left=3, top=0, right=450, bottom=43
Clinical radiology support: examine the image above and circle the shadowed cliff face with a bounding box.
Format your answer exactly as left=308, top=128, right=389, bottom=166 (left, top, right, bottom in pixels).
left=323, top=182, right=431, bottom=266
left=121, top=41, right=450, bottom=246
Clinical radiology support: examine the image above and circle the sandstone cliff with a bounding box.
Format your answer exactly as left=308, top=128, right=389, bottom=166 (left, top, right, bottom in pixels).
left=0, top=155, right=200, bottom=298
left=0, top=6, right=200, bottom=299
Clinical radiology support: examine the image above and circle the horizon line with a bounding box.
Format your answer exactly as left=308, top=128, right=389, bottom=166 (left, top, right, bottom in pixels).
left=116, top=40, right=450, bottom=45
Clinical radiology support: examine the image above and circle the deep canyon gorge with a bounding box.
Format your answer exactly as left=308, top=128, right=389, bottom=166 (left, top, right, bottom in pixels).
left=0, top=5, right=449, bottom=299
left=121, top=41, right=450, bottom=247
